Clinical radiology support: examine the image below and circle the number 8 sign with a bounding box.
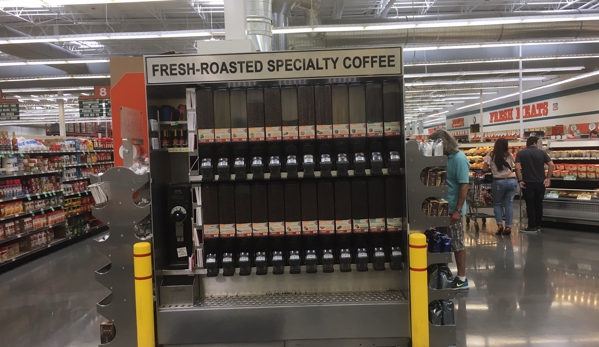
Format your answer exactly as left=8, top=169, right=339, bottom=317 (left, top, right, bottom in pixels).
left=94, top=86, right=111, bottom=99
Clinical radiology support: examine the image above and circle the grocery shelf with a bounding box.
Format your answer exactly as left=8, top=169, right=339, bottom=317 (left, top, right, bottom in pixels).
left=62, top=161, right=114, bottom=168
left=66, top=210, right=92, bottom=218
left=1, top=170, right=62, bottom=178
left=0, top=221, right=66, bottom=246
left=0, top=149, right=113, bottom=155
left=159, top=121, right=187, bottom=126
left=189, top=168, right=398, bottom=182
left=61, top=177, right=91, bottom=183
left=0, top=190, right=62, bottom=203
left=63, top=190, right=90, bottom=198
left=551, top=178, right=599, bottom=182
left=0, top=225, right=109, bottom=270
left=0, top=204, right=63, bottom=222
left=551, top=157, right=599, bottom=161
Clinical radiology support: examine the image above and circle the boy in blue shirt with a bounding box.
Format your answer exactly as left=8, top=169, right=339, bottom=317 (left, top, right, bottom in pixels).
left=429, top=129, right=470, bottom=290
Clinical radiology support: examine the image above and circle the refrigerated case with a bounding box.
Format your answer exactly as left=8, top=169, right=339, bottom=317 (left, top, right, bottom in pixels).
left=544, top=139, right=599, bottom=227
left=95, top=47, right=457, bottom=347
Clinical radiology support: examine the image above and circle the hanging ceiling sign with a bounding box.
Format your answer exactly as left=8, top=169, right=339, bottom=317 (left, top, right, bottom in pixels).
left=78, top=86, right=111, bottom=118
left=144, top=47, right=403, bottom=85
left=0, top=90, right=20, bottom=121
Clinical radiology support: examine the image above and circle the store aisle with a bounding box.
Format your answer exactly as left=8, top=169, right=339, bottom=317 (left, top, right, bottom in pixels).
left=456, top=220, right=599, bottom=347
left=2, top=223, right=599, bottom=347
left=0, top=238, right=109, bottom=347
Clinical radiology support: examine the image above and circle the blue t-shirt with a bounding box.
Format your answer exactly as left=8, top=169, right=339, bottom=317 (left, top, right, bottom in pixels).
left=445, top=151, right=470, bottom=215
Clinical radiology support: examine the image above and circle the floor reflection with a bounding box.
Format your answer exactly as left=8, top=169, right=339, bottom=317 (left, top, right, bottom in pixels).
left=457, top=214, right=599, bottom=347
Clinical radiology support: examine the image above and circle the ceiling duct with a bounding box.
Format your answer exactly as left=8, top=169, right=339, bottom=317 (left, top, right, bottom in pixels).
left=246, top=0, right=273, bottom=52
left=0, top=25, right=90, bottom=75
left=287, top=20, right=599, bottom=49
left=272, top=0, right=322, bottom=50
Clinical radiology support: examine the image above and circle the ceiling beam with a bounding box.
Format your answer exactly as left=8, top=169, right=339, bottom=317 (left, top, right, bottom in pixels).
left=376, top=0, right=396, bottom=18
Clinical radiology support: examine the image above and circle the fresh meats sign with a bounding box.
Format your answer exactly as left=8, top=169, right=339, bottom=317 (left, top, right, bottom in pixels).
left=488, top=102, right=549, bottom=124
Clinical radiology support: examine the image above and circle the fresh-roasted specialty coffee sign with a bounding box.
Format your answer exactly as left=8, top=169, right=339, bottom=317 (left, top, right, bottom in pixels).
left=145, top=47, right=402, bottom=84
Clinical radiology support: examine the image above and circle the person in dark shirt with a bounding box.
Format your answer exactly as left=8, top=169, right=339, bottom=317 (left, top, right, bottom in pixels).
left=515, top=137, right=555, bottom=232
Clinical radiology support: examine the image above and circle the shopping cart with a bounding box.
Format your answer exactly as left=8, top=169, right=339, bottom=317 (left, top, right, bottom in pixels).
left=465, top=170, right=495, bottom=232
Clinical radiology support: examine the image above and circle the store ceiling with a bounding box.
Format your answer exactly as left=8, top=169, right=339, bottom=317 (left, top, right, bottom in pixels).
left=2, top=0, right=599, bottom=124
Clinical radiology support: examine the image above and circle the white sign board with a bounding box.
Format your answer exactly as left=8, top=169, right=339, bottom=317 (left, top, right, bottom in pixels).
left=144, top=47, right=403, bottom=85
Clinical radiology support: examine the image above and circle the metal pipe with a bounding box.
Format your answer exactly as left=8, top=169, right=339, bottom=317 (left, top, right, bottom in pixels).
left=246, top=0, right=273, bottom=51
left=519, top=45, right=524, bottom=140
left=58, top=91, right=66, bottom=137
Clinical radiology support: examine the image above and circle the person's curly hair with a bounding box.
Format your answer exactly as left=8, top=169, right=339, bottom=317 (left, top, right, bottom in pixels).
left=429, top=129, right=460, bottom=154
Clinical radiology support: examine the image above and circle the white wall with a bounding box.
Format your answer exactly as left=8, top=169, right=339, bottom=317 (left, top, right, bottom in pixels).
left=1, top=126, right=46, bottom=137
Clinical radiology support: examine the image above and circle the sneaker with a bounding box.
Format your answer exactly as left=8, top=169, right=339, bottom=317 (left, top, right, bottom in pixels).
left=537, top=227, right=542, bottom=232
left=503, top=227, right=512, bottom=236
left=452, top=277, right=470, bottom=291
left=496, top=225, right=504, bottom=236
left=521, top=226, right=538, bottom=233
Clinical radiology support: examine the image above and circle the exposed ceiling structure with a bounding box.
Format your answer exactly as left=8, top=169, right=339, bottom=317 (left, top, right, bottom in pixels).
left=2, top=0, right=599, bottom=125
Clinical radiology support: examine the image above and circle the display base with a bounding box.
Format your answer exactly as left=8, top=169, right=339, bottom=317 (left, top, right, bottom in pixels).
left=157, top=291, right=409, bottom=345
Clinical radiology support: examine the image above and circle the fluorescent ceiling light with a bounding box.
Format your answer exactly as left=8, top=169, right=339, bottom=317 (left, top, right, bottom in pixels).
left=59, top=36, right=110, bottom=42
left=0, top=0, right=169, bottom=6
left=404, top=54, right=599, bottom=67
left=159, top=32, right=211, bottom=38
left=404, top=67, right=583, bottom=79
left=406, top=76, right=548, bottom=87
left=454, top=70, right=599, bottom=111
left=417, top=21, right=469, bottom=28
left=1, top=87, right=94, bottom=93
left=313, top=26, right=364, bottom=32
left=364, top=24, right=416, bottom=30
left=272, top=28, right=314, bottom=34
left=0, top=74, right=109, bottom=82
left=8, top=38, right=57, bottom=44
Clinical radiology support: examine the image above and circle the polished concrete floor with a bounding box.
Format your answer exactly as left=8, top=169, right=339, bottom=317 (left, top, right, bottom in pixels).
left=1, top=220, right=599, bottom=347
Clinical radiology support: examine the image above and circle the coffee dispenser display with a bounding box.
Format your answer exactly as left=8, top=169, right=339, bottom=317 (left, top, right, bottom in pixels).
left=144, top=48, right=458, bottom=347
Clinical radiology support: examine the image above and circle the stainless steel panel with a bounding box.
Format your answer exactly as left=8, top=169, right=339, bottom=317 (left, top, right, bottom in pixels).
left=405, top=141, right=450, bottom=232
left=92, top=168, right=151, bottom=347
left=157, top=292, right=409, bottom=345
left=428, top=252, right=453, bottom=266
left=162, top=339, right=409, bottom=347
left=160, top=275, right=199, bottom=306
left=197, top=263, right=403, bottom=296
left=429, top=324, right=456, bottom=347
left=543, top=200, right=599, bottom=222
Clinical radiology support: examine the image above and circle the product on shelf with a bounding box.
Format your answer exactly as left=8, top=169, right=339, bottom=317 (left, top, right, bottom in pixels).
left=549, top=149, right=599, bottom=159
left=420, top=168, right=447, bottom=187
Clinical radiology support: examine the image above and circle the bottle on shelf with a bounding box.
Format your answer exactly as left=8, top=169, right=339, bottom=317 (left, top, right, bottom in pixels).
left=11, top=132, right=18, bottom=151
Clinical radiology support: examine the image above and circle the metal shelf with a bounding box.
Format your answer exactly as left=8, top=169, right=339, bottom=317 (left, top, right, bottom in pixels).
left=428, top=287, right=455, bottom=300
left=0, top=221, right=66, bottom=246
left=547, top=139, right=599, bottom=149
left=0, top=149, right=112, bottom=155
left=63, top=190, right=91, bottom=198
left=0, top=225, right=107, bottom=266
left=157, top=291, right=409, bottom=345
left=0, top=204, right=63, bottom=222
left=551, top=178, right=599, bottom=182
left=428, top=252, right=453, bottom=265
left=189, top=168, right=398, bottom=182
left=1, top=170, right=62, bottom=178
left=0, top=190, right=62, bottom=203
left=430, top=324, right=457, bottom=347
left=61, top=176, right=91, bottom=183
left=62, top=161, right=114, bottom=168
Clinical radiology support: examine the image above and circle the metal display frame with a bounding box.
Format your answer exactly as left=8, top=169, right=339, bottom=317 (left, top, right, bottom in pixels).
left=92, top=168, right=151, bottom=347
left=120, top=47, right=458, bottom=347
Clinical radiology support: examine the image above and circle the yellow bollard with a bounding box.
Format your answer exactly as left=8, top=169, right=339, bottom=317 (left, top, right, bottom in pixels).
left=409, top=233, right=429, bottom=347
left=134, top=242, right=155, bottom=347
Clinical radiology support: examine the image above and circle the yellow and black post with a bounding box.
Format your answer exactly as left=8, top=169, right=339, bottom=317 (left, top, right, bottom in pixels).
left=409, top=233, right=429, bottom=347
left=134, top=242, right=155, bottom=347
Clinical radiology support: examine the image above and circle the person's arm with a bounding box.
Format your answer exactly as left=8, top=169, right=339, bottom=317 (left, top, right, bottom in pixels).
left=515, top=162, right=525, bottom=189
left=450, top=156, right=470, bottom=224
left=545, top=161, right=555, bottom=187
left=544, top=152, right=554, bottom=187
left=483, top=154, right=491, bottom=172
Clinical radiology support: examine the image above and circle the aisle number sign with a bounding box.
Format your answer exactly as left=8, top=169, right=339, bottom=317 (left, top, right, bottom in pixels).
left=0, top=90, right=20, bottom=121
left=144, top=47, right=403, bottom=84
left=78, top=86, right=111, bottom=118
